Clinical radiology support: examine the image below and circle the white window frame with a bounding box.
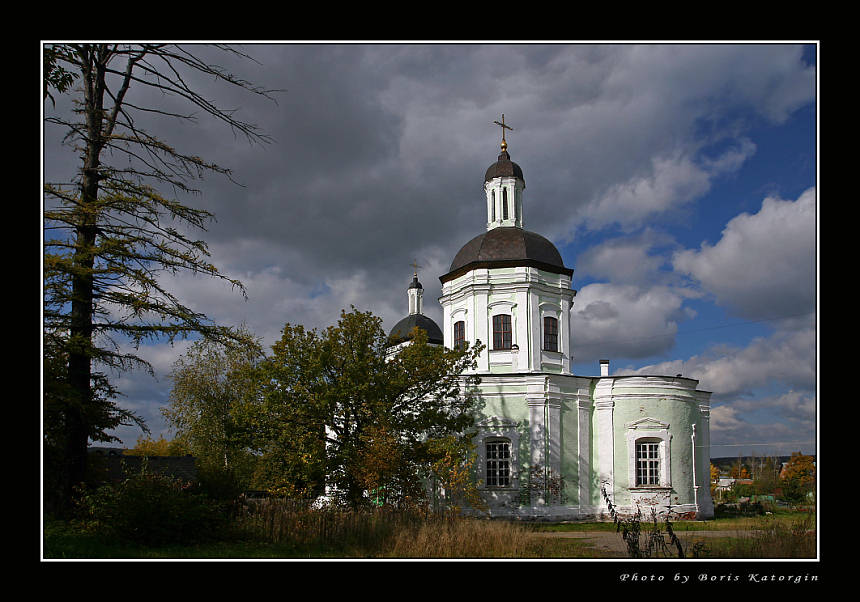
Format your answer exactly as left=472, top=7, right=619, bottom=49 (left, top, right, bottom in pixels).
left=453, top=319, right=466, bottom=350
left=487, top=300, right=516, bottom=352
left=538, top=302, right=562, bottom=355
left=625, top=418, right=672, bottom=489
left=635, top=440, right=661, bottom=486
left=451, top=307, right=469, bottom=350
left=475, top=417, right=519, bottom=490
left=542, top=315, right=559, bottom=352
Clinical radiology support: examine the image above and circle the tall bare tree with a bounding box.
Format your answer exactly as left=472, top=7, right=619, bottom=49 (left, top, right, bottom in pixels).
left=43, top=43, right=277, bottom=513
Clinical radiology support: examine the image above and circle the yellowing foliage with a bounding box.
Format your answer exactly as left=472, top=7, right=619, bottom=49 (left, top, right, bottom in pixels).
left=781, top=451, right=815, bottom=488
left=125, top=434, right=189, bottom=457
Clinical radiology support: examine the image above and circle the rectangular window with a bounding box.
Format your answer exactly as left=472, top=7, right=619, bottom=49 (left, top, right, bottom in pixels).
left=543, top=316, right=558, bottom=351
left=454, top=320, right=465, bottom=349
left=636, top=441, right=661, bottom=486
left=492, top=314, right=512, bottom=350
left=486, top=441, right=511, bottom=487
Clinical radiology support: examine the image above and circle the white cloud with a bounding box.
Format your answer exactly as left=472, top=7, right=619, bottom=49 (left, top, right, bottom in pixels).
left=576, top=229, right=676, bottom=286
left=50, top=44, right=814, bottom=448
left=732, top=389, right=816, bottom=425
left=623, top=326, right=816, bottom=397
left=571, top=282, right=697, bottom=361
left=707, top=389, right=816, bottom=456
left=579, top=137, right=759, bottom=233
left=583, top=152, right=712, bottom=231
left=672, top=188, right=816, bottom=320
left=709, top=404, right=748, bottom=433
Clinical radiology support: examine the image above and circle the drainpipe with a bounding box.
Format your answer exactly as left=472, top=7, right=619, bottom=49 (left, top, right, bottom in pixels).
left=544, top=376, right=550, bottom=504
left=691, top=424, right=700, bottom=516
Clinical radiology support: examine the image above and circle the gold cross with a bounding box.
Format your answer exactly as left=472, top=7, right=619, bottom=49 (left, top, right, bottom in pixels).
left=493, top=114, right=513, bottom=150
left=410, top=260, right=422, bottom=275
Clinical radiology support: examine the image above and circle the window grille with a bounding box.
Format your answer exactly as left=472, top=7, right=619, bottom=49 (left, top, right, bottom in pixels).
left=454, top=320, right=465, bottom=349
left=486, top=440, right=511, bottom=487
left=543, top=316, right=558, bottom=351
left=636, top=441, right=661, bottom=486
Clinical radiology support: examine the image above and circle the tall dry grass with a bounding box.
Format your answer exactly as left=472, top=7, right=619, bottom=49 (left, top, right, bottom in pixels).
left=235, top=499, right=544, bottom=558
left=387, top=515, right=539, bottom=558
left=702, top=512, right=816, bottom=558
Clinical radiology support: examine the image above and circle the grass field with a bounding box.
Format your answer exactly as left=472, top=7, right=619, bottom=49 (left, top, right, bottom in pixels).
left=42, top=505, right=816, bottom=560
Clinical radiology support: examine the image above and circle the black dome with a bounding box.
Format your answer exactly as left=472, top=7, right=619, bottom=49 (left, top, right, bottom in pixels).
left=484, top=150, right=524, bottom=185
left=441, top=227, right=572, bottom=283
left=388, top=313, right=444, bottom=346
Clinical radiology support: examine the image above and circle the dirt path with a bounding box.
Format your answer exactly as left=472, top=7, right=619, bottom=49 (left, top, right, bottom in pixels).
left=536, top=529, right=754, bottom=557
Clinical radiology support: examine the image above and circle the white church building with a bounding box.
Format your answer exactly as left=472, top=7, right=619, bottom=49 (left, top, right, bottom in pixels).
left=387, top=124, right=714, bottom=521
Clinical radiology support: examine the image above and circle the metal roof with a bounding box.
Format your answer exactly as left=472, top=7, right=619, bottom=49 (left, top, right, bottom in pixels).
left=387, top=313, right=444, bottom=345
left=440, top=227, right=572, bottom=283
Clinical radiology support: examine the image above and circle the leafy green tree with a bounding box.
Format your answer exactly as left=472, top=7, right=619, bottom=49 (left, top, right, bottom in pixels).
left=752, top=456, right=780, bottom=495
left=162, top=329, right=264, bottom=484
left=251, top=307, right=484, bottom=509
left=43, top=43, right=276, bottom=513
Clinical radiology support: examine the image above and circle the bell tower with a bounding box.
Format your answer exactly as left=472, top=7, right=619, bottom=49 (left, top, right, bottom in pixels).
left=485, top=114, right=525, bottom=230
left=440, top=117, right=575, bottom=375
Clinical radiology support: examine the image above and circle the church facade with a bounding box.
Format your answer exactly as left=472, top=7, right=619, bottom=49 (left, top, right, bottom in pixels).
left=389, top=126, right=714, bottom=521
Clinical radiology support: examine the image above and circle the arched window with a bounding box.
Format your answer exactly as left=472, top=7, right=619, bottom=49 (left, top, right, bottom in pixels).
left=453, top=320, right=465, bottom=350
left=502, top=187, right=508, bottom=220
left=543, top=316, right=558, bottom=352
left=485, top=439, right=511, bottom=487
left=492, top=314, right=512, bottom=350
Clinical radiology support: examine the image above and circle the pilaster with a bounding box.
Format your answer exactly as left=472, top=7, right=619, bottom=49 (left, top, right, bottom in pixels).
left=526, top=377, right=561, bottom=505
left=594, top=378, right=616, bottom=505
left=576, top=395, right=593, bottom=509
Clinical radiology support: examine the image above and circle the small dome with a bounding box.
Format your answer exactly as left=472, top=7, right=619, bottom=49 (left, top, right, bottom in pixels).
left=484, top=150, right=524, bottom=185
left=441, top=227, right=572, bottom=283
left=408, top=274, right=423, bottom=289
left=388, top=313, right=444, bottom=346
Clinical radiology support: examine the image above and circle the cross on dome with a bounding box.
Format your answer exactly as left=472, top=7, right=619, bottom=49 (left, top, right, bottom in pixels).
left=492, top=113, right=513, bottom=151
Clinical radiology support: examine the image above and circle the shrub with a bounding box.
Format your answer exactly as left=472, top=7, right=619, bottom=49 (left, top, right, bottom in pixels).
left=195, top=463, right=245, bottom=502
left=714, top=501, right=766, bottom=518
left=75, top=465, right=229, bottom=546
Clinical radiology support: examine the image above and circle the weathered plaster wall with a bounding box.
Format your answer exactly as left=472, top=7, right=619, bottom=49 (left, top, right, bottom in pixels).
left=605, top=376, right=713, bottom=519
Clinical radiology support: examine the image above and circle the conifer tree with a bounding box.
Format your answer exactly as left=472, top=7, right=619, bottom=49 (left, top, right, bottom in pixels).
left=43, top=43, right=277, bottom=513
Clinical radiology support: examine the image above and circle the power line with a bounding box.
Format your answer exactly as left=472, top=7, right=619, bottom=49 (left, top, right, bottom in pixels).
left=574, top=311, right=815, bottom=349
left=710, top=441, right=812, bottom=447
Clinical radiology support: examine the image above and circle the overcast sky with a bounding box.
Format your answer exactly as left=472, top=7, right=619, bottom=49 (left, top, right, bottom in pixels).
left=42, top=42, right=818, bottom=458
